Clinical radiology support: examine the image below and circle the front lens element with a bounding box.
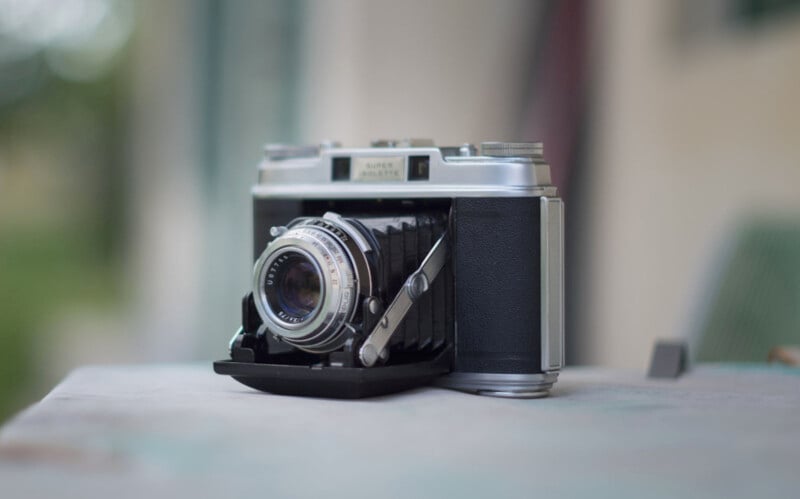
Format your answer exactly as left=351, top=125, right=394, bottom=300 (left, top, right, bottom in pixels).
left=278, top=256, right=320, bottom=317
left=252, top=218, right=365, bottom=353
left=265, top=252, right=322, bottom=322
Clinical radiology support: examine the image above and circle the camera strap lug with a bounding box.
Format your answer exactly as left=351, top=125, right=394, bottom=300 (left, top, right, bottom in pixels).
left=359, top=232, right=450, bottom=367
left=228, top=326, right=245, bottom=356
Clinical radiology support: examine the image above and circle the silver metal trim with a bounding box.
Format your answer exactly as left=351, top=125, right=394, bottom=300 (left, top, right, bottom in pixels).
left=257, top=245, right=326, bottom=330
left=254, top=144, right=556, bottom=200
left=322, top=212, right=373, bottom=253
left=435, top=372, right=559, bottom=399
left=252, top=225, right=358, bottom=353
left=228, top=326, right=244, bottom=355
left=252, top=213, right=382, bottom=354
left=359, top=233, right=450, bottom=366
left=370, top=138, right=435, bottom=148
left=264, top=144, right=319, bottom=160
left=540, top=197, right=565, bottom=371
left=253, top=184, right=557, bottom=199
left=306, top=214, right=374, bottom=300
left=480, top=141, right=543, bottom=158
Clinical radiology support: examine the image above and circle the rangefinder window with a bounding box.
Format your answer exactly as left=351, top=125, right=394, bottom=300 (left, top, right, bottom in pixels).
left=408, top=155, right=430, bottom=181
left=331, top=157, right=351, bottom=181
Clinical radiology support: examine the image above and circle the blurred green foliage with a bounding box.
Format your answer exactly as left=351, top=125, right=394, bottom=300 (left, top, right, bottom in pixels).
left=734, top=0, right=800, bottom=26
left=696, top=221, right=800, bottom=362
left=0, top=55, right=128, bottom=422
left=0, top=227, right=122, bottom=420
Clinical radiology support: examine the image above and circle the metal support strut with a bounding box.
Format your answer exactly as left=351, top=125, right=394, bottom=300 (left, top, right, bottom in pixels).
left=358, top=232, right=450, bottom=367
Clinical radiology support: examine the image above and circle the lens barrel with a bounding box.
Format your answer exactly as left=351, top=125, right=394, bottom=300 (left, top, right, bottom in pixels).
left=264, top=251, right=321, bottom=322
left=252, top=214, right=374, bottom=353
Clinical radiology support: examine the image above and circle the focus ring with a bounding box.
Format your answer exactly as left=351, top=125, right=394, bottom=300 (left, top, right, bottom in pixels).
left=252, top=225, right=357, bottom=353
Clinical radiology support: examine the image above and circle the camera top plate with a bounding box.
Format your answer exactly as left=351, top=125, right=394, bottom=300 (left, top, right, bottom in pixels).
left=254, top=140, right=557, bottom=200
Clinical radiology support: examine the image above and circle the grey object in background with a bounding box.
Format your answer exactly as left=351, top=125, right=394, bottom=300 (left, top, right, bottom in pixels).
left=648, top=341, right=688, bottom=378
left=768, top=345, right=800, bottom=366
left=695, top=221, right=800, bottom=362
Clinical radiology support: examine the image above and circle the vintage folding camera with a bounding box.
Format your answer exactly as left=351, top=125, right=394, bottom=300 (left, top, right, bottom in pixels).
left=214, top=139, right=564, bottom=398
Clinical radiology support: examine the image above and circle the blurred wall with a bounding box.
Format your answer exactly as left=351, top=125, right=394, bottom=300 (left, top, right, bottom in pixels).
left=581, top=1, right=800, bottom=368
left=298, top=0, right=541, bottom=147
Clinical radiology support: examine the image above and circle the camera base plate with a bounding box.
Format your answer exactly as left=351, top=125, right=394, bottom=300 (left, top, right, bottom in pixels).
left=213, top=348, right=452, bottom=399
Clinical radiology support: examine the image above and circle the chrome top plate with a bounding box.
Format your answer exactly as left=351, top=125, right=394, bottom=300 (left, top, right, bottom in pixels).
left=254, top=141, right=556, bottom=199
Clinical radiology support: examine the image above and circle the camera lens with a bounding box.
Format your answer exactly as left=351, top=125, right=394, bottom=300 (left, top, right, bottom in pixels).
left=252, top=214, right=375, bottom=353
left=277, top=255, right=321, bottom=318
left=265, top=252, right=322, bottom=322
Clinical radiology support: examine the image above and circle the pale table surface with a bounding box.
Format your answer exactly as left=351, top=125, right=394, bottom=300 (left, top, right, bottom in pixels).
left=0, top=363, right=798, bottom=499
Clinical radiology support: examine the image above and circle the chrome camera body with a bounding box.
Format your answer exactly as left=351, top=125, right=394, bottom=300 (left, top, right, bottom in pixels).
left=214, top=139, right=564, bottom=398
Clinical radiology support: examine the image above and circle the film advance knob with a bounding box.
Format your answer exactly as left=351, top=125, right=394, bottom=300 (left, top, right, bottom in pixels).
left=264, top=143, right=320, bottom=160
left=370, top=139, right=435, bottom=148
left=480, top=142, right=543, bottom=158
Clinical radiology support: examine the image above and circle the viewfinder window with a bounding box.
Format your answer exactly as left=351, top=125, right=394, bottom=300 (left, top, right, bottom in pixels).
left=408, top=156, right=430, bottom=181
left=332, top=157, right=351, bottom=181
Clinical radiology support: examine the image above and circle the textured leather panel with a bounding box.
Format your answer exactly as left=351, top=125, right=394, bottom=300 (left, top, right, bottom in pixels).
left=453, top=197, right=542, bottom=373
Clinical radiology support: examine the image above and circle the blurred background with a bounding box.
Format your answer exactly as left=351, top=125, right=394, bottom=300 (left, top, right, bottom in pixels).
left=1, top=0, right=800, bottom=421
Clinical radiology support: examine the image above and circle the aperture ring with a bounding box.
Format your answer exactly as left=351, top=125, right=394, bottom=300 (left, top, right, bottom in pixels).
left=253, top=225, right=357, bottom=353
